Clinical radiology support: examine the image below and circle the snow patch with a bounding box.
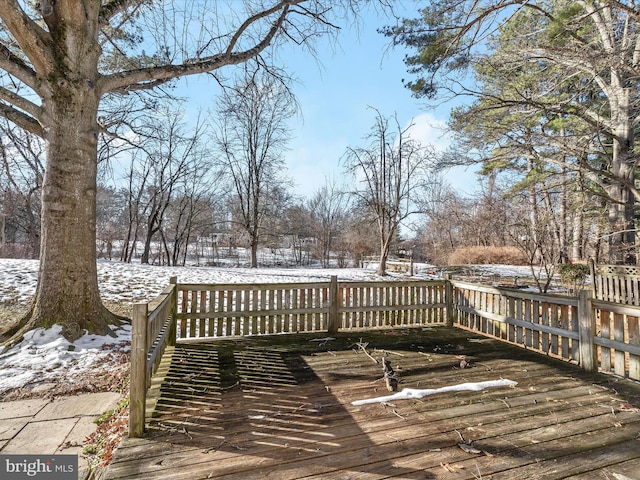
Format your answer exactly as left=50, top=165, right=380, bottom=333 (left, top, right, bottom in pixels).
left=0, top=324, right=130, bottom=393
left=351, top=379, right=518, bottom=405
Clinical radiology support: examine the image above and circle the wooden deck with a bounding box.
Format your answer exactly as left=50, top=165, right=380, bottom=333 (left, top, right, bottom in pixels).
left=105, top=327, right=640, bottom=480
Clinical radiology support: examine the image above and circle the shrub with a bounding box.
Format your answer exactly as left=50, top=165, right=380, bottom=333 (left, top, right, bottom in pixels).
left=557, top=262, right=590, bottom=293
left=447, top=246, right=528, bottom=266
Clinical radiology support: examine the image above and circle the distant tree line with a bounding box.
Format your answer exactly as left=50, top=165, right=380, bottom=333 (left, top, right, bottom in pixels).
left=0, top=91, right=622, bottom=274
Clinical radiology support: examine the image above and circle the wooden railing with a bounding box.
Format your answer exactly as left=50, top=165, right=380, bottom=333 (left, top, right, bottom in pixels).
left=453, top=281, right=582, bottom=363
left=593, top=299, right=640, bottom=380
left=129, top=277, right=177, bottom=438
left=128, top=275, right=640, bottom=437
left=452, top=280, right=640, bottom=382
left=174, top=277, right=448, bottom=340
left=128, top=276, right=446, bottom=437
left=590, top=260, right=640, bottom=305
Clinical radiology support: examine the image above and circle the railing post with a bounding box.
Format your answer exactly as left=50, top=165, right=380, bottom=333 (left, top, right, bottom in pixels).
left=168, top=276, right=177, bottom=346
left=578, top=289, right=597, bottom=373
left=588, top=258, right=597, bottom=299
left=445, top=274, right=454, bottom=327
left=328, top=275, right=339, bottom=335
left=129, top=302, right=148, bottom=438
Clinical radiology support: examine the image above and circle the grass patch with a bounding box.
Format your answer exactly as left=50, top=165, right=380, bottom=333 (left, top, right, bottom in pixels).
left=84, top=396, right=131, bottom=467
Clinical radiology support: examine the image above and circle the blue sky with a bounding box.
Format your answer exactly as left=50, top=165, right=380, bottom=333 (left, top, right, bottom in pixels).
left=276, top=3, right=479, bottom=198
left=177, top=3, right=479, bottom=199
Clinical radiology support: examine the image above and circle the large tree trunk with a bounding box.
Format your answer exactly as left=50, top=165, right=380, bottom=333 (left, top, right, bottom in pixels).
left=37, top=88, right=113, bottom=337
left=377, top=221, right=394, bottom=276
left=7, top=80, right=113, bottom=342
left=607, top=185, right=635, bottom=264
left=572, top=193, right=585, bottom=261
left=607, top=82, right=636, bottom=265
left=607, top=174, right=636, bottom=266
left=141, top=230, right=153, bottom=264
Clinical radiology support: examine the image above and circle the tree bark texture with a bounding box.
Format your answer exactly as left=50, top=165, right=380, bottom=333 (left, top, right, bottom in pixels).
left=12, top=15, right=114, bottom=339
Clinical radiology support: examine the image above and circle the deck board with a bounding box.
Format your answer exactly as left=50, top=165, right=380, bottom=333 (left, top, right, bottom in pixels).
left=105, top=327, right=640, bottom=480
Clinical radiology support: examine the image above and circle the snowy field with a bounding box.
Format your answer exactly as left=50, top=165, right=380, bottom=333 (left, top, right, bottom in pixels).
left=0, top=258, right=448, bottom=304
left=0, top=258, right=535, bottom=399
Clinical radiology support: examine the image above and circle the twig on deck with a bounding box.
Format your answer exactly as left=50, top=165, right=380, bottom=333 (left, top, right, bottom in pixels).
left=202, top=439, right=227, bottom=453
left=386, top=433, right=401, bottom=442
left=475, top=362, right=492, bottom=371
left=417, top=352, right=433, bottom=361
left=391, top=409, right=406, bottom=420
left=221, top=381, right=239, bottom=391
left=374, top=349, right=406, bottom=357
left=352, top=338, right=378, bottom=364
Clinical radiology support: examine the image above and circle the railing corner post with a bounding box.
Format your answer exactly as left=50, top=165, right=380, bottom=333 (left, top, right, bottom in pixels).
left=169, top=276, right=178, bottom=347
left=328, top=275, right=339, bottom=335
left=445, top=273, right=454, bottom=327
left=129, top=302, right=149, bottom=438
left=578, top=289, right=597, bottom=373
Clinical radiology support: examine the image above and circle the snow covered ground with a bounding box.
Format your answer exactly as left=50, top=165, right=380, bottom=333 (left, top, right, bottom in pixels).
left=0, top=258, right=536, bottom=399
left=0, top=258, right=451, bottom=304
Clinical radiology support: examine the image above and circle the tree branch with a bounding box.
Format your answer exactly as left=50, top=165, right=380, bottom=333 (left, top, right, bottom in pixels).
left=0, top=85, right=41, bottom=119
left=99, top=2, right=292, bottom=94
left=0, top=102, right=42, bottom=137
left=225, top=1, right=290, bottom=56
left=0, top=43, right=38, bottom=89
left=0, top=0, right=53, bottom=74
left=99, top=0, right=143, bottom=24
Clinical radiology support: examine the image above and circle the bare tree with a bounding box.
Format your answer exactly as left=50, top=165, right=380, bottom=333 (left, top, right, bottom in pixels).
left=0, top=0, right=358, bottom=341
left=508, top=190, right=560, bottom=294
left=279, top=203, right=314, bottom=266
left=162, top=190, right=216, bottom=267
left=0, top=121, right=44, bottom=258
left=138, top=109, right=208, bottom=265
left=96, top=185, right=125, bottom=260
left=343, top=109, right=432, bottom=275
left=307, top=178, right=350, bottom=267
left=120, top=149, right=150, bottom=264
left=213, top=66, right=296, bottom=268
left=340, top=212, right=378, bottom=268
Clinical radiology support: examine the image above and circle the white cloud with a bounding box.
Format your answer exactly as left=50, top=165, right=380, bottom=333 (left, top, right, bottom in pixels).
left=404, top=112, right=453, bottom=152
left=405, top=112, right=479, bottom=195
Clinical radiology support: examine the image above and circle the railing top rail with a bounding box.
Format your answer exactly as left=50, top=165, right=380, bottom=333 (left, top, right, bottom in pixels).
left=338, top=280, right=445, bottom=288
left=177, top=281, right=330, bottom=291
left=592, top=264, right=640, bottom=277
left=592, top=298, right=640, bottom=316
left=147, top=284, right=175, bottom=307
left=176, top=279, right=445, bottom=291
left=451, top=280, right=579, bottom=305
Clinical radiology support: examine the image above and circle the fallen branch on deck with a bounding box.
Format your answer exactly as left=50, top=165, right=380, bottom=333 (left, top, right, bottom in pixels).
left=382, top=358, right=398, bottom=392
left=351, top=338, right=378, bottom=364
left=351, top=379, right=518, bottom=405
